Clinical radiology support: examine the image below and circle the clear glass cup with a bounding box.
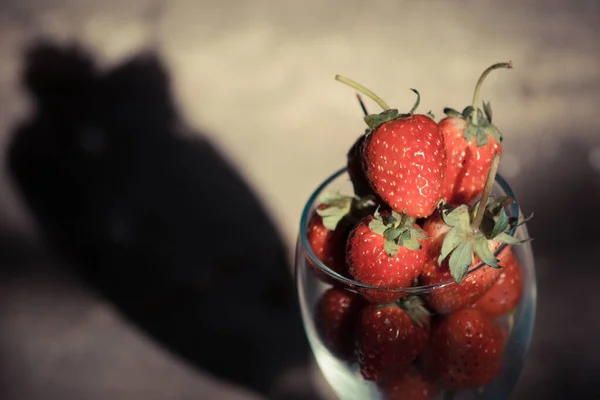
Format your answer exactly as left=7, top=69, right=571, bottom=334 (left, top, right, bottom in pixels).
left=295, top=167, right=536, bottom=400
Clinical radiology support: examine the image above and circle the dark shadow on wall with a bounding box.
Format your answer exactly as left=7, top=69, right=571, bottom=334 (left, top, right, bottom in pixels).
left=4, top=40, right=313, bottom=400
left=508, top=139, right=600, bottom=400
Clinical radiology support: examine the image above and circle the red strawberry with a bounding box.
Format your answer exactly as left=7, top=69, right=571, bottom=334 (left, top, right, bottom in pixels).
left=473, top=249, right=523, bottom=317
left=440, top=62, right=513, bottom=205
left=315, top=287, right=366, bottom=360
left=420, top=155, right=527, bottom=313
left=381, top=368, right=437, bottom=400
left=356, top=296, right=430, bottom=381
left=422, top=308, right=506, bottom=389
left=347, top=209, right=429, bottom=303
left=307, top=206, right=349, bottom=281
left=335, top=75, right=446, bottom=219
left=420, top=246, right=502, bottom=314
left=307, top=194, right=375, bottom=282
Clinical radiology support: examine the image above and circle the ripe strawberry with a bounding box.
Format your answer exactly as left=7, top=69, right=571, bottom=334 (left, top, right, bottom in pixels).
left=381, top=368, right=437, bottom=400
left=307, top=193, right=375, bottom=282
left=473, top=249, right=523, bottom=317
left=347, top=209, right=429, bottom=303
left=420, top=155, right=528, bottom=313
left=315, top=287, right=366, bottom=360
left=307, top=207, right=348, bottom=281
left=356, top=296, right=430, bottom=381
left=440, top=62, right=513, bottom=205
left=422, top=308, right=506, bottom=389
left=335, top=75, right=446, bottom=218
left=420, top=246, right=502, bottom=314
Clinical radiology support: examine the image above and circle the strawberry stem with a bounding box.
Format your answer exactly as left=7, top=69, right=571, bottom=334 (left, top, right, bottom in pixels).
left=471, top=153, right=501, bottom=230
left=356, top=93, right=369, bottom=116
left=335, top=75, right=390, bottom=110
left=471, top=62, right=513, bottom=126
left=408, top=89, right=420, bottom=114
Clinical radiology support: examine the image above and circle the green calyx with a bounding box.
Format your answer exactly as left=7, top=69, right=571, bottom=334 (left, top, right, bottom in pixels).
left=334, top=75, right=423, bottom=132
left=377, top=295, right=430, bottom=328
left=443, top=61, right=513, bottom=147
left=368, top=208, right=428, bottom=257
left=364, top=89, right=421, bottom=131
left=438, top=153, right=532, bottom=283
left=443, top=103, right=502, bottom=146
left=437, top=197, right=531, bottom=284
left=398, top=295, right=430, bottom=328
left=316, top=192, right=376, bottom=231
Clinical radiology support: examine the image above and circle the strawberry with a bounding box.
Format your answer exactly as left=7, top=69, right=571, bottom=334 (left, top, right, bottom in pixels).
left=473, top=248, right=523, bottom=317
left=336, top=75, right=446, bottom=219
left=440, top=62, right=513, bottom=205
left=307, top=207, right=348, bottom=281
left=381, top=368, right=437, bottom=400
left=356, top=296, right=430, bottom=381
left=315, top=287, right=366, bottom=360
left=346, top=209, right=429, bottom=303
left=419, top=155, right=529, bottom=313
left=422, top=308, right=506, bottom=389
left=307, top=193, right=375, bottom=282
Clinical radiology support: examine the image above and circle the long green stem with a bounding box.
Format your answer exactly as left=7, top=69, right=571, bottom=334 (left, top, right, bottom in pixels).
left=471, top=62, right=513, bottom=126
left=472, top=153, right=501, bottom=230
left=335, top=75, right=390, bottom=110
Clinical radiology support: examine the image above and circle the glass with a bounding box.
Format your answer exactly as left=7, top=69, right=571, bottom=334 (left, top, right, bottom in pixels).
left=295, top=167, right=536, bottom=400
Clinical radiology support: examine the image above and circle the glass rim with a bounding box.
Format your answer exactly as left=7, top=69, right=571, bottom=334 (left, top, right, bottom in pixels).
left=299, top=167, right=519, bottom=294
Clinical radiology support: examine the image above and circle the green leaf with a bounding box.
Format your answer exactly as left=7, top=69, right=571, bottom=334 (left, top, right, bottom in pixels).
left=373, top=206, right=383, bottom=220
left=426, top=110, right=435, bottom=120
left=382, top=213, right=398, bottom=227
left=317, top=192, right=352, bottom=205
left=391, top=210, right=404, bottom=223
left=320, top=215, right=344, bottom=231
left=449, top=241, right=474, bottom=283
left=464, top=123, right=477, bottom=142
left=473, top=235, right=499, bottom=268
left=316, top=207, right=350, bottom=231
left=410, top=227, right=429, bottom=240
left=513, top=212, right=534, bottom=228
left=487, top=196, right=515, bottom=215
left=408, top=88, right=421, bottom=114
left=495, top=232, right=532, bottom=245
left=384, top=239, right=399, bottom=257
left=364, top=109, right=400, bottom=129
left=442, top=204, right=471, bottom=228
left=368, top=218, right=387, bottom=235
left=475, top=127, right=489, bottom=147
left=483, top=101, right=493, bottom=123
left=402, top=235, right=422, bottom=251
left=484, top=124, right=502, bottom=143
left=443, top=108, right=462, bottom=118
left=461, top=106, right=475, bottom=119
left=476, top=108, right=487, bottom=125
left=490, top=208, right=509, bottom=238
left=383, top=227, right=404, bottom=241
left=438, top=228, right=464, bottom=264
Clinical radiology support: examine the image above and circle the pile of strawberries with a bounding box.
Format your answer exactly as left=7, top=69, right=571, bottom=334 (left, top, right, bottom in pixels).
left=306, top=63, right=531, bottom=399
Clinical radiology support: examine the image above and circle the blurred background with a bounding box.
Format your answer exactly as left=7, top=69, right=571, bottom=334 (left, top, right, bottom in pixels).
left=0, top=0, right=599, bottom=399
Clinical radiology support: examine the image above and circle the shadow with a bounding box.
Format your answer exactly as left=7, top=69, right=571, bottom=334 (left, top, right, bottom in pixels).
left=5, top=39, right=313, bottom=400
left=507, top=139, right=600, bottom=399
left=510, top=139, right=600, bottom=254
